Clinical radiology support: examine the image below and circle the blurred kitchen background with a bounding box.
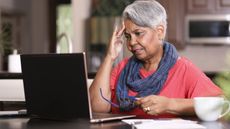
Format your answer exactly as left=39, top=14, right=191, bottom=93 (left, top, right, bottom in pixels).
left=0, top=0, right=230, bottom=84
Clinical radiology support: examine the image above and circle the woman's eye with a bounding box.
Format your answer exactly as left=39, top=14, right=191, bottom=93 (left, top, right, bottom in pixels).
left=125, top=34, right=131, bottom=41
left=135, top=32, right=143, bottom=36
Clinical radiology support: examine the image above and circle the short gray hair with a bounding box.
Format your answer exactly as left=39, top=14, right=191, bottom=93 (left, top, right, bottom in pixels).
left=122, top=0, right=167, bottom=34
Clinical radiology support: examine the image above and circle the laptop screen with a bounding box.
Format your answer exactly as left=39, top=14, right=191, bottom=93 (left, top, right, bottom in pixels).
left=21, top=53, right=91, bottom=120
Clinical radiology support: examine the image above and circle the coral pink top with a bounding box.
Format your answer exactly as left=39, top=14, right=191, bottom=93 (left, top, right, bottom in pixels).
left=110, top=57, right=222, bottom=118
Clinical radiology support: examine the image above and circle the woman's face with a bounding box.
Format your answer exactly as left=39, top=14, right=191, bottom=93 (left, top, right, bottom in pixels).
left=124, top=19, right=164, bottom=61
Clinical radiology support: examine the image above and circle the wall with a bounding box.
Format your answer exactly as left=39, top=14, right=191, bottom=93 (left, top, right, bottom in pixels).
left=179, top=45, right=230, bottom=72
left=0, top=0, right=49, bottom=54
left=0, top=0, right=17, bottom=10
left=72, top=0, right=91, bottom=52
left=0, top=0, right=89, bottom=54
left=70, top=0, right=230, bottom=72
left=1, top=0, right=229, bottom=72
left=29, top=0, right=49, bottom=53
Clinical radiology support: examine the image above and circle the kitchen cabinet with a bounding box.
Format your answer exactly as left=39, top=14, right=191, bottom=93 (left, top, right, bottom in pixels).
left=186, top=0, right=215, bottom=14
left=216, top=0, right=230, bottom=13
left=158, top=0, right=186, bottom=50
left=187, top=0, right=230, bottom=14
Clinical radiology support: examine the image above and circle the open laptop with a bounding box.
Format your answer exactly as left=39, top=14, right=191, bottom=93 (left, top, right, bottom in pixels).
left=20, top=52, right=135, bottom=123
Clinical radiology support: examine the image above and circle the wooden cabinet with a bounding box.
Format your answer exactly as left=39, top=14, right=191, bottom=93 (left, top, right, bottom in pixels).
left=156, top=0, right=230, bottom=50
left=158, top=0, right=186, bottom=50
left=187, top=0, right=230, bottom=14
left=187, top=0, right=215, bottom=14
left=216, top=0, right=230, bottom=13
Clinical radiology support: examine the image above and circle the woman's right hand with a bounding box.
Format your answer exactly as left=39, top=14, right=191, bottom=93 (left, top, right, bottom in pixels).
left=106, top=23, right=125, bottom=61
left=90, top=23, right=125, bottom=113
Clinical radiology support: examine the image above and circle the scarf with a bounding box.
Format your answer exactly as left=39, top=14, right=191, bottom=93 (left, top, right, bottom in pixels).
left=116, top=42, right=179, bottom=111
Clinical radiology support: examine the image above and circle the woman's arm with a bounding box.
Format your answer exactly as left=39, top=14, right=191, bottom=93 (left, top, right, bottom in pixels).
left=89, top=24, right=125, bottom=112
left=167, top=98, right=195, bottom=115
left=89, top=55, right=114, bottom=112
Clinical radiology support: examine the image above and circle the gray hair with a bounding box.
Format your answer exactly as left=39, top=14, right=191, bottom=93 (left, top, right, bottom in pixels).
left=122, top=0, right=167, bottom=35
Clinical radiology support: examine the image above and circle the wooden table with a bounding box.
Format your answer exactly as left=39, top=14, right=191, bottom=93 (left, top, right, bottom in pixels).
left=0, top=117, right=230, bottom=129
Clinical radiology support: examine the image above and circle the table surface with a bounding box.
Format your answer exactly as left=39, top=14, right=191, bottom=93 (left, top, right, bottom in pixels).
left=0, top=117, right=230, bottom=129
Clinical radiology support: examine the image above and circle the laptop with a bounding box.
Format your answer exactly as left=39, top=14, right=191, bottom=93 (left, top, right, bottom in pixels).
left=20, top=52, right=135, bottom=123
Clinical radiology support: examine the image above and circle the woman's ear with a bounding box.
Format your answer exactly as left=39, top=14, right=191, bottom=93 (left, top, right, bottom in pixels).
left=156, top=25, right=165, bottom=40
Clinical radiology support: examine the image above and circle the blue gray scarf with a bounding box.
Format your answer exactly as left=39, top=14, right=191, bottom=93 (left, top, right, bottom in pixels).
left=116, top=42, right=178, bottom=111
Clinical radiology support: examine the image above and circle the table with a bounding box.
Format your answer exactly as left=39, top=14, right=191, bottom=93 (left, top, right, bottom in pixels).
left=0, top=117, right=230, bottom=129
left=0, top=117, right=131, bottom=129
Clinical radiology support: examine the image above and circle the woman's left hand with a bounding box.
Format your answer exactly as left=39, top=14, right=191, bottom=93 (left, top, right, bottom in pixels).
left=136, top=95, right=171, bottom=116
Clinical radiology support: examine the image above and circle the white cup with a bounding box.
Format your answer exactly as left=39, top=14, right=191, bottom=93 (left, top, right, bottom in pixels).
left=194, top=97, right=230, bottom=121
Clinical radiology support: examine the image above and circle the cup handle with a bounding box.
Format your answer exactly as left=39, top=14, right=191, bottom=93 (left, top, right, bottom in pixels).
left=219, top=100, right=230, bottom=118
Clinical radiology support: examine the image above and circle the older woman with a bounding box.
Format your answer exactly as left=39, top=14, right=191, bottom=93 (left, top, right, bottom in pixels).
left=89, top=0, right=222, bottom=118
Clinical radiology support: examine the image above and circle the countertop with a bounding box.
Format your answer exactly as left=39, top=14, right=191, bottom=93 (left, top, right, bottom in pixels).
left=0, top=72, right=22, bottom=79
left=0, top=72, right=96, bottom=79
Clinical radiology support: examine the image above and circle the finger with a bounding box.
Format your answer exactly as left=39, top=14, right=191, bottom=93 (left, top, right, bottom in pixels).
left=141, top=100, right=152, bottom=109
left=142, top=106, right=158, bottom=116
left=143, top=106, right=151, bottom=113
left=116, top=23, right=125, bottom=36
left=139, top=95, right=156, bottom=102
left=142, top=104, right=159, bottom=116
left=146, top=108, right=159, bottom=116
left=112, top=26, right=118, bottom=37
left=113, top=22, right=125, bottom=39
left=139, top=96, right=156, bottom=107
left=112, top=28, right=124, bottom=42
left=112, top=21, right=120, bottom=37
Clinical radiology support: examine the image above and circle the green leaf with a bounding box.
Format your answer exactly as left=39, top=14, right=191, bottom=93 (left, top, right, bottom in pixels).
left=92, top=0, right=135, bottom=16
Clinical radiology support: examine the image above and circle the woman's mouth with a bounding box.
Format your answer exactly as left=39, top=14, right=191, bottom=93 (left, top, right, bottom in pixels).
left=132, top=48, right=144, bottom=55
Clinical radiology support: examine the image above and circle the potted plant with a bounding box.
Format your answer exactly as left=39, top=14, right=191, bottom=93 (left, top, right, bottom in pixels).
left=0, top=43, right=3, bottom=71
left=91, top=0, right=134, bottom=16
left=0, top=35, right=3, bottom=71
left=213, top=71, right=230, bottom=120
left=0, top=28, right=13, bottom=71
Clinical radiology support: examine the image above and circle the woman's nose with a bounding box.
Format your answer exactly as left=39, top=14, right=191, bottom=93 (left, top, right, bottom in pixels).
left=129, top=37, right=137, bottom=46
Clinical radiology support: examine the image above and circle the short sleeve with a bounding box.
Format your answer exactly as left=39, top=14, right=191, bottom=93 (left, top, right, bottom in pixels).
left=110, top=58, right=129, bottom=90
left=184, top=60, right=223, bottom=98
left=110, top=58, right=129, bottom=103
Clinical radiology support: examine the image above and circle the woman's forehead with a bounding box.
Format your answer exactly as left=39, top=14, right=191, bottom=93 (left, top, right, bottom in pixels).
left=124, top=20, right=147, bottom=31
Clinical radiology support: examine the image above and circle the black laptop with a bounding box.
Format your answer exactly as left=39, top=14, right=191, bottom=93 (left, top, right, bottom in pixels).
left=21, top=52, right=135, bottom=123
